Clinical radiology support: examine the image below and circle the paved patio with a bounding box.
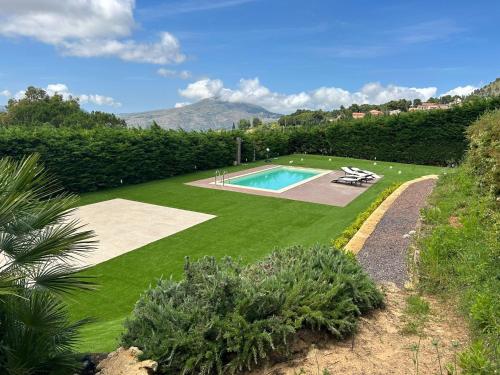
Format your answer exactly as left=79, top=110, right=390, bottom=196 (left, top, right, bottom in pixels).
left=70, top=198, right=215, bottom=267
left=187, top=165, right=379, bottom=207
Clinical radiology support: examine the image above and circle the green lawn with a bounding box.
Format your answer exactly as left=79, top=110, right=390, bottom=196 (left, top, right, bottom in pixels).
left=69, top=154, right=444, bottom=353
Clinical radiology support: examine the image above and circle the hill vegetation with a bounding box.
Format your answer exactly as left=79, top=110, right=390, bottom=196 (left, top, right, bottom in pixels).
left=472, top=77, right=500, bottom=97
left=417, top=109, right=499, bottom=373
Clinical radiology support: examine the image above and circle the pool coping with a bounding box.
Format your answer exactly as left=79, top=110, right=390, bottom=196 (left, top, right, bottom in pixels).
left=216, top=165, right=331, bottom=193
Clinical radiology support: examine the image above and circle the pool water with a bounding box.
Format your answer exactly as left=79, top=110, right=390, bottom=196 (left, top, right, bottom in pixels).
left=229, top=167, right=321, bottom=191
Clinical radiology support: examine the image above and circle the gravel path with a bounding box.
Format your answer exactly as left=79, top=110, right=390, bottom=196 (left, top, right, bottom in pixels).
left=357, top=179, right=436, bottom=288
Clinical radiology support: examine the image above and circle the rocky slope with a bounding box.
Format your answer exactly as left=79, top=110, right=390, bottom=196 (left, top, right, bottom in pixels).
left=121, top=98, right=281, bottom=130
left=472, top=77, right=500, bottom=97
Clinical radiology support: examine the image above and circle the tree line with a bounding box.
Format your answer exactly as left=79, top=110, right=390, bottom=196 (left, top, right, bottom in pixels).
left=0, top=86, right=126, bottom=128
left=277, top=95, right=471, bottom=127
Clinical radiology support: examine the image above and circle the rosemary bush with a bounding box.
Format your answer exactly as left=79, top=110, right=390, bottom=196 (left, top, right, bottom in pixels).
left=122, top=245, right=383, bottom=374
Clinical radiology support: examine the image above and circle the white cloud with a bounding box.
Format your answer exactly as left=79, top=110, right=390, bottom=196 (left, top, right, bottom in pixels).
left=158, top=68, right=192, bottom=79
left=60, top=32, right=185, bottom=64
left=0, top=0, right=185, bottom=65
left=0, top=0, right=134, bottom=44
left=397, top=19, right=464, bottom=44
left=0, top=89, right=11, bottom=97
left=179, top=78, right=225, bottom=99
left=79, top=94, right=121, bottom=107
left=442, top=85, right=477, bottom=97
left=45, top=83, right=71, bottom=98
left=10, top=83, right=121, bottom=107
left=14, top=90, right=26, bottom=100
left=140, top=0, right=258, bottom=17
left=174, top=102, right=191, bottom=108
left=179, top=78, right=438, bottom=113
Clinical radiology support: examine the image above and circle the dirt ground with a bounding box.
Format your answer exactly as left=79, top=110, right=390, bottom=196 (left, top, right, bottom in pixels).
left=249, top=283, right=468, bottom=375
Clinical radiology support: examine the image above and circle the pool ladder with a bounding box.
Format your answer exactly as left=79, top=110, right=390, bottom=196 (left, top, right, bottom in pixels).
left=215, top=170, right=229, bottom=186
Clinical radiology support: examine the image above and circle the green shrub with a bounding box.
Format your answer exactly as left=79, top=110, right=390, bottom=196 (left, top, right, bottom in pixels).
left=401, top=295, right=431, bottom=335
left=464, top=109, right=500, bottom=196
left=405, top=295, right=430, bottom=316
left=122, top=245, right=383, bottom=374
left=459, top=341, right=497, bottom=375
left=332, top=183, right=401, bottom=248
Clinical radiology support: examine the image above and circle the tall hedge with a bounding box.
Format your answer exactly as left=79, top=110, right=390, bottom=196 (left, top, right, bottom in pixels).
left=287, top=97, right=500, bottom=164
left=0, top=127, right=237, bottom=192
left=0, top=97, right=498, bottom=193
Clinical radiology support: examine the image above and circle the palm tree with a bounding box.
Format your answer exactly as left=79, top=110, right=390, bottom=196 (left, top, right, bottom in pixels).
left=0, top=154, right=96, bottom=374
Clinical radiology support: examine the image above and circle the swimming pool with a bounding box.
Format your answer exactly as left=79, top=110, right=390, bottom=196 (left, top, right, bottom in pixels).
left=226, top=166, right=328, bottom=192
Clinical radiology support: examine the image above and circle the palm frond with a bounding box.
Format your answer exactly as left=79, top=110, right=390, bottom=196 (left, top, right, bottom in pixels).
left=28, top=262, right=96, bottom=294
left=0, top=154, right=97, bottom=374
left=9, top=222, right=96, bottom=267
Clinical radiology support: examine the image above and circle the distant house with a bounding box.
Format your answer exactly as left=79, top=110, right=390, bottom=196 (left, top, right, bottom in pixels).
left=328, top=115, right=342, bottom=122
left=422, top=102, right=449, bottom=110
left=369, top=109, right=384, bottom=116
left=352, top=112, right=365, bottom=119
left=389, top=109, right=401, bottom=115
left=409, top=102, right=450, bottom=111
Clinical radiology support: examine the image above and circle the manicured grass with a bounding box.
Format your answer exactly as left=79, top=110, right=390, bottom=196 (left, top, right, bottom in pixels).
left=68, top=154, right=444, bottom=353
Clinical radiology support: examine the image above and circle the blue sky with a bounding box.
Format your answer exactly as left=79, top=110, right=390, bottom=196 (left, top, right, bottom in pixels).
left=0, top=0, right=498, bottom=114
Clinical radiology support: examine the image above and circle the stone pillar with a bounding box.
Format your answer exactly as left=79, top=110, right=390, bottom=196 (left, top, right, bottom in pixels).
left=236, top=137, right=242, bottom=165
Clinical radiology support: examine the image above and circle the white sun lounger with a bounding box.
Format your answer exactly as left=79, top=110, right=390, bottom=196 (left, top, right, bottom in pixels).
left=341, top=167, right=373, bottom=181
left=332, top=175, right=364, bottom=185
left=350, top=167, right=381, bottom=179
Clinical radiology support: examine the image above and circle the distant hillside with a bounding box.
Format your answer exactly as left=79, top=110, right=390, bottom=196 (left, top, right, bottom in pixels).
left=121, top=98, right=281, bottom=130
left=0, top=105, right=5, bottom=112
left=472, top=78, right=500, bottom=97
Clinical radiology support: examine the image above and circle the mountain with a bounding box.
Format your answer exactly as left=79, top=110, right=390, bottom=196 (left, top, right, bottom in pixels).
left=0, top=105, right=5, bottom=112
left=472, top=78, right=500, bottom=97
left=121, top=98, right=281, bottom=130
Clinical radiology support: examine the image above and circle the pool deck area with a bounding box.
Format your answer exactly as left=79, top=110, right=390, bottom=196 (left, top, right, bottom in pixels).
left=187, top=165, right=380, bottom=207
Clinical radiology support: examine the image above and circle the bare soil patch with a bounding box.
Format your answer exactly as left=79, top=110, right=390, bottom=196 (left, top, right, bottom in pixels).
left=249, top=283, right=468, bottom=375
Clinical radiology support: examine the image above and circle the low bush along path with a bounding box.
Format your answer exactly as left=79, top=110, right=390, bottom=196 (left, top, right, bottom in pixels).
left=357, top=178, right=437, bottom=288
